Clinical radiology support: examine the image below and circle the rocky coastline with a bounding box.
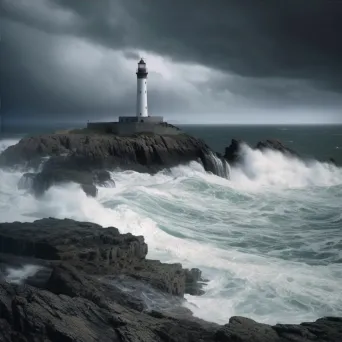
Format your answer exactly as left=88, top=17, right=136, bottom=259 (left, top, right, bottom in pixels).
left=0, top=129, right=321, bottom=198
left=1, top=218, right=341, bottom=342
left=0, top=131, right=341, bottom=341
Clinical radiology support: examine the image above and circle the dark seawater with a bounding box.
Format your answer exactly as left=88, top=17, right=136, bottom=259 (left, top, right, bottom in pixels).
left=180, top=124, right=342, bottom=164
left=0, top=123, right=341, bottom=325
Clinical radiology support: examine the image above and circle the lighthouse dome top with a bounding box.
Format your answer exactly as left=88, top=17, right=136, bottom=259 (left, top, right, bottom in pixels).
left=136, top=58, right=148, bottom=78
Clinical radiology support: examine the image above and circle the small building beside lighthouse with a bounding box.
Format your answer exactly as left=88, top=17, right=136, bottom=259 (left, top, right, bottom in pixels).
left=87, top=58, right=181, bottom=135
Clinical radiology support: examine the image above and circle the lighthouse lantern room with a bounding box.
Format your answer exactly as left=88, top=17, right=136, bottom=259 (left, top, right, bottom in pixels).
left=136, top=58, right=148, bottom=117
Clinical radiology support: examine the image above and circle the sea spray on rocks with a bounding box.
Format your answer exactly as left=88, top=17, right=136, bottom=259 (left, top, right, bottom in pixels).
left=1, top=135, right=342, bottom=325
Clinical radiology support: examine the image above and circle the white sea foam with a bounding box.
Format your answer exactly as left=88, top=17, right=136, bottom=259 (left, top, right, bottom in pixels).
left=5, top=265, right=42, bottom=284
left=0, top=137, right=341, bottom=324
left=0, top=138, right=20, bottom=154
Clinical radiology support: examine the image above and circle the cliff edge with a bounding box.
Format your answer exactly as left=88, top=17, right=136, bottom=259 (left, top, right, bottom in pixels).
left=0, top=132, right=229, bottom=196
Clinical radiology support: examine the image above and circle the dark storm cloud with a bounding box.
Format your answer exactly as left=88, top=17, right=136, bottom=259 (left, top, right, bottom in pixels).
left=1, top=0, right=342, bottom=122
left=55, top=0, right=342, bottom=89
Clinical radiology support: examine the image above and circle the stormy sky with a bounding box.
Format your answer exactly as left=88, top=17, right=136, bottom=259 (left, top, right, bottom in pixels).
left=1, top=0, right=342, bottom=124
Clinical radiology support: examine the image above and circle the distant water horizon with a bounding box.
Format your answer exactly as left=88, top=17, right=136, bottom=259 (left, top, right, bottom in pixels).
left=1, top=122, right=341, bottom=163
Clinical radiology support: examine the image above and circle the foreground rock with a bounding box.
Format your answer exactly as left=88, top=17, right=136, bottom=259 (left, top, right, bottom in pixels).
left=0, top=132, right=228, bottom=195
left=0, top=218, right=204, bottom=297
left=0, top=218, right=341, bottom=342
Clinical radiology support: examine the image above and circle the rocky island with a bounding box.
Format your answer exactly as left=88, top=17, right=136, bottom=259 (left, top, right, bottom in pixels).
left=0, top=124, right=314, bottom=198
left=0, top=130, right=230, bottom=197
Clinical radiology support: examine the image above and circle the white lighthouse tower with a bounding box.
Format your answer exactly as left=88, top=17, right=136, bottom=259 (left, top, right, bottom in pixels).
left=93, top=57, right=164, bottom=133
left=136, top=58, right=148, bottom=117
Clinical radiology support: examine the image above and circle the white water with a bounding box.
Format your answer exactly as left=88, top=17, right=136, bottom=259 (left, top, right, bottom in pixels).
left=207, top=151, right=231, bottom=179
left=1, top=138, right=342, bottom=325
left=5, top=265, right=42, bottom=284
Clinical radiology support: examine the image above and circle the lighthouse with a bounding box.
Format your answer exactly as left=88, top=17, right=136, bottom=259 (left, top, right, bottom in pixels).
left=88, top=57, right=169, bottom=134
left=136, top=58, right=148, bottom=117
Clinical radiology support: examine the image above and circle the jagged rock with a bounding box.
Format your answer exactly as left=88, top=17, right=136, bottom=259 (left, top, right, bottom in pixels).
left=215, top=316, right=342, bottom=342
left=93, top=170, right=115, bottom=186
left=1, top=276, right=341, bottom=342
left=17, top=167, right=113, bottom=197
left=215, top=316, right=280, bottom=342
left=0, top=133, right=219, bottom=176
left=255, top=139, right=298, bottom=156
left=0, top=218, right=205, bottom=297
left=224, top=139, right=299, bottom=164
left=0, top=218, right=341, bottom=341
left=185, top=268, right=206, bottom=295
left=0, top=277, right=217, bottom=342
left=31, top=169, right=96, bottom=196
left=80, top=183, right=98, bottom=197
left=224, top=139, right=244, bottom=163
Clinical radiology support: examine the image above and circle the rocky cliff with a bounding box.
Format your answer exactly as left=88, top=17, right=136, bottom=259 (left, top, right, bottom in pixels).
left=0, top=218, right=341, bottom=342
left=0, top=133, right=220, bottom=172
left=0, top=133, right=228, bottom=196
left=0, top=218, right=204, bottom=297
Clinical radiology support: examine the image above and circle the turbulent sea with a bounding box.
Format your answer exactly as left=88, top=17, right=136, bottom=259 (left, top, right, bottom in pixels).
left=0, top=124, right=342, bottom=325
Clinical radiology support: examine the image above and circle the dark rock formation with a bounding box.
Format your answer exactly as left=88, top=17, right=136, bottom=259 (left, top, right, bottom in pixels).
left=224, top=139, right=244, bottom=164
left=185, top=268, right=207, bottom=295
left=224, top=139, right=299, bottom=165
left=17, top=168, right=114, bottom=197
left=0, top=271, right=217, bottom=342
left=80, top=183, right=98, bottom=197
left=0, top=218, right=341, bottom=341
left=255, top=139, right=298, bottom=156
left=0, top=133, right=215, bottom=174
left=215, top=316, right=342, bottom=342
left=0, top=218, right=205, bottom=297
left=0, top=132, right=228, bottom=195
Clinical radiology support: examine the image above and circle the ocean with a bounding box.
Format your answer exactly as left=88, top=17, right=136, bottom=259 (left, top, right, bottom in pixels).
left=0, top=124, right=341, bottom=325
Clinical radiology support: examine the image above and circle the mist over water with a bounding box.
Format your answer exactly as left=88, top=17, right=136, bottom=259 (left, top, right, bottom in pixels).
left=0, top=133, right=342, bottom=325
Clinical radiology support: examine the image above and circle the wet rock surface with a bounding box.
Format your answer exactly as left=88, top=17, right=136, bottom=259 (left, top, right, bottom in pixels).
left=0, top=218, right=205, bottom=297
left=0, top=132, right=228, bottom=195
left=255, top=139, right=298, bottom=156
left=17, top=168, right=114, bottom=197
left=224, top=139, right=244, bottom=163
left=0, top=218, right=341, bottom=342
left=0, top=133, right=214, bottom=173
left=224, top=138, right=299, bottom=164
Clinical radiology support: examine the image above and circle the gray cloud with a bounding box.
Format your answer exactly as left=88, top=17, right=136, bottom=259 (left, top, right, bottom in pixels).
left=1, top=0, right=342, bottom=123
left=54, top=0, right=342, bottom=85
